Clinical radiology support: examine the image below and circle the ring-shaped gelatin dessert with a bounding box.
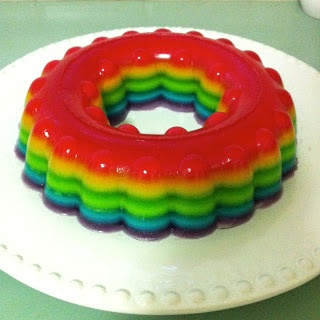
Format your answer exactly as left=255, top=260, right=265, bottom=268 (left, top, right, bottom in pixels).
left=17, top=29, right=297, bottom=237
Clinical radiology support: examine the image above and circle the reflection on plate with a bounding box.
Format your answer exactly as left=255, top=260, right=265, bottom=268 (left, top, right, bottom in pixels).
left=0, top=28, right=319, bottom=315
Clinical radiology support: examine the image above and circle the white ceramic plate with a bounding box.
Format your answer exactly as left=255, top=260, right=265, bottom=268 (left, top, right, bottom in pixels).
left=0, top=28, right=319, bottom=315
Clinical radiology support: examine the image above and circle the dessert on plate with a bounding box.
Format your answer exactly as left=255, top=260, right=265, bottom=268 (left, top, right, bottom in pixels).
left=17, top=29, right=297, bottom=237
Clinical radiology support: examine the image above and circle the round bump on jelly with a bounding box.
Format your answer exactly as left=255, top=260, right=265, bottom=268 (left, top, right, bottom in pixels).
left=52, top=136, right=78, bottom=160
left=277, top=89, right=294, bottom=110
left=122, top=30, right=140, bottom=36
left=179, top=154, right=209, bottom=178
left=131, top=48, right=153, bottom=66
left=275, top=109, right=294, bottom=132
left=243, top=50, right=262, bottom=63
left=81, top=81, right=100, bottom=102
left=118, top=123, right=140, bottom=134
left=24, top=98, right=43, bottom=117
left=208, top=62, right=230, bottom=81
left=132, top=156, right=161, bottom=179
left=217, top=38, right=234, bottom=46
left=266, top=67, right=283, bottom=87
left=64, top=46, right=82, bottom=56
left=186, top=30, right=204, bottom=37
left=98, top=59, right=116, bottom=78
left=91, top=36, right=108, bottom=44
left=165, top=126, right=188, bottom=135
left=219, top=87, right=242, bottom=111
left=255, top=128, right=278, bottom=152
left=204, top=112, right=228, bottom=127
left=85, top=106, right=109, bottom=125
left=223, top=145, right=247, bottom=167
left=154, top=28, right=171, bottom=33
left=28, top=77, right=46, bottom=96
left=87, top=149, right=116, bottom=173
left=31, top=117, right=58, bottom=145
left=171, top=49, right=193, bottom=68
left=42, top=60, right=60, bottom=75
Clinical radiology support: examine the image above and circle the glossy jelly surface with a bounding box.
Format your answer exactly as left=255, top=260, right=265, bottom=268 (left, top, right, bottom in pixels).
left=17, top=29, right=297, bottom=237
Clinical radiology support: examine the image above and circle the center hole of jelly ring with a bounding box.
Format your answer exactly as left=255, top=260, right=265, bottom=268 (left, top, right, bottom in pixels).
left=92, top=51, right=230, bottom=134
left=108, top=99, right=204, bottom=134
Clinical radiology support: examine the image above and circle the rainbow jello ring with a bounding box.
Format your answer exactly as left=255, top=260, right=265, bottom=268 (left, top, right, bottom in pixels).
left=17, top=29, right=297, bottom=237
